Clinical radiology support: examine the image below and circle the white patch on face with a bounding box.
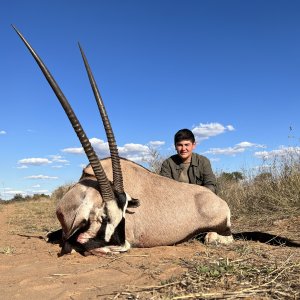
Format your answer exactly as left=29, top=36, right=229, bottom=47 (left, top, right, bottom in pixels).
left=104, top=200, right=123, bottom=242
left=123, top=192, right=132, bottom=217
left=105, top=223, right=116, bottom=242
left=103, top=192, right=132, bottom=242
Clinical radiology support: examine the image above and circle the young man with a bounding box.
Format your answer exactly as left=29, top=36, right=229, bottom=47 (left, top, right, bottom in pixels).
left=160, top=129, right=217, bottom=193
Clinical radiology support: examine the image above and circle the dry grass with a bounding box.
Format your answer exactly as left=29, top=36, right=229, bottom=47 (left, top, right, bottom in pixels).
left=7, top=198, right=59, bottom=235
left=217, top=152, right=300, bottom=218
left=0, top=246, right=16, bottom=255
left=50, top=183, right=73, bottom=202
left=107, top=246, right=300, bottom=299
left=168, top=254, right=300, bottom=299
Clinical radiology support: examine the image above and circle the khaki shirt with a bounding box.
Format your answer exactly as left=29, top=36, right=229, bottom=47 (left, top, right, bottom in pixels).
left=160, top=153, right=217, bottom=194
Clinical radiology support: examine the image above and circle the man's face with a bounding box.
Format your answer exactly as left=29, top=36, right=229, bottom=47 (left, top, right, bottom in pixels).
left=175, top=140, right=196, bottom=162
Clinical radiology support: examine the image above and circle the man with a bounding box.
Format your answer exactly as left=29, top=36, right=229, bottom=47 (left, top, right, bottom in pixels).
left=160, top=129, right=217, bottom=193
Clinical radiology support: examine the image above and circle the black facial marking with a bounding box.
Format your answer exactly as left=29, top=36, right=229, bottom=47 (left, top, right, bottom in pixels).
left=114, top=190, right=127, bottom=210
left=127, top=197, right=140, bottom=208
left=109, top=217, right=126, bottom=245
left=46, top=229, right=62, bottom=244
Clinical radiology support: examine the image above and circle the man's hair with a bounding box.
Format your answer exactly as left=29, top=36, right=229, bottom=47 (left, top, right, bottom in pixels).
left=174, top=129, right=195, bottom=145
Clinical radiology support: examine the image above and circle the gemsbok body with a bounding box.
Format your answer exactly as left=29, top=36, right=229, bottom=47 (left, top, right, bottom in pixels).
left=81, top=159, right=233, bottom=249
left=14, top=26, right=233, bottom=255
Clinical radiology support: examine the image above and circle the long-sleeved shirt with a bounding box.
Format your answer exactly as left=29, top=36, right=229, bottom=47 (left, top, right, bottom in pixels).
left=160, top=153, right=217, bottom=193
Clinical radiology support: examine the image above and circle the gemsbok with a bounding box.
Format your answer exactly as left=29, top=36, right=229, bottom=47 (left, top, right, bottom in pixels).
left=14, top=26, right=233, bottom=256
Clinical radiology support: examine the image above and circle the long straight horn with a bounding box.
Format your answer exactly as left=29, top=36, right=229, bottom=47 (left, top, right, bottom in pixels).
left=79, top=44, right=124, bottom=194
left=13, top=25, right=115, bottom=202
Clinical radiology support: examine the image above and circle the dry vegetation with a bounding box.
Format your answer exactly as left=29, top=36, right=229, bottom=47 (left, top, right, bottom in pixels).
left=7, top=198, right=59, bottom=235
left=0, top=151, right=299, bottom=299
left=125, top=151, right=300, bottom=299
left=217, top=150, right=300, bottom=218
left=138, top=253, right=300, bottom=299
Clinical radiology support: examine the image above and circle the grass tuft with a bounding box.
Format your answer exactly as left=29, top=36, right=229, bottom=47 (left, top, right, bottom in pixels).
left=0, top=246, right=16, bottom=255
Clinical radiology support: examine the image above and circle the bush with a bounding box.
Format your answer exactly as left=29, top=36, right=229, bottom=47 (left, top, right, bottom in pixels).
left=51, top=183, right=74, bottom=202
left=143, top=146, right=167, bottom=174
left=217, top=152, right=300, bottom=217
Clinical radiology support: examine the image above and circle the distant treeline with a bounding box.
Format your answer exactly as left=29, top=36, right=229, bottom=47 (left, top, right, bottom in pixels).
left=0, top=193, right=50, bottom=204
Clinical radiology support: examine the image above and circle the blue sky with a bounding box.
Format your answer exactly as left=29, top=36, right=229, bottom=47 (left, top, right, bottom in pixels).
left=1, top=0, right=300, bottom=199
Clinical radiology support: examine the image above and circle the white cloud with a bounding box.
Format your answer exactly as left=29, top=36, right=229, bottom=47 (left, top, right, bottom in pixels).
left=90, top=138, right=110, bottom=156
left=17, top=165, right=28, bottom=169
left=226, top=125, right=235, bottom=131
left=210, top=157, right=220, bottom=162
left=204, top=147, right=245, bottom=156
left=49, top=155, right=69, bottom=164
left=62, top=138, right=110, bottom=156
left=25, top=175, right=58, bottom=180
left=61, top=138, right=153, bottom=163
left=18, top=158, right=52, bottom=166
left=62, top=147, right=85, bottom=154
left=192, top=123, right=235, bottom=142
left=255, top=146, right=300, bottom=160
left=235, top=142, right=259, bottom=148
left=203, top=141, right=265, bottom=156
left=56, top=159, right=69, bottom=164
left=32, top=184, right=41, bottom=188
left=148, top=141, right=165, bottom=148
left=119, top=143, right=149, bottom=154
left=17, top=155, right=69, bottom=170
left=3, top=190, right=25, bottom=195
left=49, top=155, right=62, bottom=161
left=118, top=143, right=152, bottom=162
left=0, top=130, right=6, bottom=135
left=61, top=138, right=161, bottom=163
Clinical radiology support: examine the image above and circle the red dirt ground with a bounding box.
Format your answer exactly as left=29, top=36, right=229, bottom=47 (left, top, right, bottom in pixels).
left=0, top=201, right=299, bottom=299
